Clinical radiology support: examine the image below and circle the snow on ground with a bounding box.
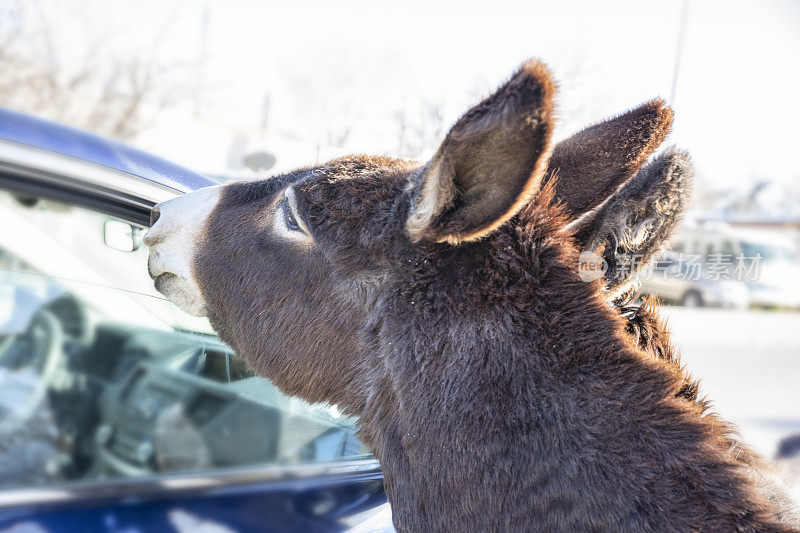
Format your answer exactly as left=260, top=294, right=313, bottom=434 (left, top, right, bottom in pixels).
left=660, top=307, right=800, bottom=458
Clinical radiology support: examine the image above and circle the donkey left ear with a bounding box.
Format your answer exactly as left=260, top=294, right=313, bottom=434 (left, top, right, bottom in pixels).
left=406, top=59, right=556, bottom=244
left=571, top=148, right=694, bottom=294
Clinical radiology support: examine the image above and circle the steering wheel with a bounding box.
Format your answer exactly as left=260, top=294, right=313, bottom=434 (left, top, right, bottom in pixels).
left=0, top=308, right=64, bottom=429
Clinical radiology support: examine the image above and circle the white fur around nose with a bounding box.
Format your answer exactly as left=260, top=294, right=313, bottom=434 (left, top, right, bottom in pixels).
left=144, top=185, right=222, bottom=316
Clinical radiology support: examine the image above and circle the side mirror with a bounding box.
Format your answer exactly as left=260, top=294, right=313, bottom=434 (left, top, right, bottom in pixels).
left=104, top=219, right=144, bottom=253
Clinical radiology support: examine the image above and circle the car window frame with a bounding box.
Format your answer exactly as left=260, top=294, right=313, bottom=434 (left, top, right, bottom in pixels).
left=0, top=138, right=177, bottom=225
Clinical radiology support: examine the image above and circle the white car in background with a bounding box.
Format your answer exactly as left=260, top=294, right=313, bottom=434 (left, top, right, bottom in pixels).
left=641, top=255, right=751, bottom=309
left=641, top=226, right=800, bottom=309
left=676, top=226, right=800, bottom=309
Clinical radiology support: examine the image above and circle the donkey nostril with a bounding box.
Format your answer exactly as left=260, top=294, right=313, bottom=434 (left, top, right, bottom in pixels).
left=150, top=206, right=161, bottom=227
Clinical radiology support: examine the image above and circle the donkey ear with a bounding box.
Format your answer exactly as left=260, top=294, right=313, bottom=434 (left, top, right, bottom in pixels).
left=573, top=148, right=694, bottom=294
left=406, top=59, right=556, bottom=244
left=547, top=100, right=674, bottom=216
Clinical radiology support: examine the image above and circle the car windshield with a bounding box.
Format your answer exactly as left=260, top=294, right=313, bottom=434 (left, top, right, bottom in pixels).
left=0, top=189, right=369, bottom=491
left=0, top=189, right=214, bottom=335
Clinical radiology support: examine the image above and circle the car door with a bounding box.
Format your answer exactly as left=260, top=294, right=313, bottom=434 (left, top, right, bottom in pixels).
left=0, top=146, right=390, bottom=532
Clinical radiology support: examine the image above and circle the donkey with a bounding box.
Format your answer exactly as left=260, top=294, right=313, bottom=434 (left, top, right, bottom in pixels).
left=145, top=60, right=798, bottom=531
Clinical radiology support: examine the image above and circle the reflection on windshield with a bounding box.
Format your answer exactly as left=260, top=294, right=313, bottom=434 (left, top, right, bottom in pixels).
left=0, top=190, right=213, bottom=334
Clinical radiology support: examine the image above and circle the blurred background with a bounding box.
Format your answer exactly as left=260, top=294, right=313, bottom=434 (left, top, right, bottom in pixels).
left=0, top=0, right=798, bottom=495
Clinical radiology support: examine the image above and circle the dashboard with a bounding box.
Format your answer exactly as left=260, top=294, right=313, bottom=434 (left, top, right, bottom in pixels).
left=1, top=293, right=365, bottom=485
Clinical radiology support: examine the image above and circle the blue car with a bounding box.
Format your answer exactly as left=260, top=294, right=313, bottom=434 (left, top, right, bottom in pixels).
left=0, top=108, right=391, bottom=532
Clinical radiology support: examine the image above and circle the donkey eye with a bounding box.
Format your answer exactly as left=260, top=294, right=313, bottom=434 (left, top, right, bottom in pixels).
left=281, top=198, right=302, bottom=232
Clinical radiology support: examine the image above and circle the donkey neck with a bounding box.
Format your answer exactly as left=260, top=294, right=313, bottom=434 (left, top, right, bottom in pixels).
left=363, top=257, right=769, bottom=530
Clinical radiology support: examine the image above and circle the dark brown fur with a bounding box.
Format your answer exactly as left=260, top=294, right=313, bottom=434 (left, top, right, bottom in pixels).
left=184, top=60, right=797, bottom=531
left=545, top=99, right=674, bottom=216
left=623, top=297, right=800, bottom=527
left=626, top=297, right=703, bottom=406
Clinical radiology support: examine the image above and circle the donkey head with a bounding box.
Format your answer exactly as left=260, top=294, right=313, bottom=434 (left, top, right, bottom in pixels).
left=144, top=59, right=692, bottom=413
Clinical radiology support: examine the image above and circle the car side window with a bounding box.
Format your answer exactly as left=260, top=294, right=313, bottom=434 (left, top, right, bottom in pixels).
left=0, top=190, right=370, bottom=491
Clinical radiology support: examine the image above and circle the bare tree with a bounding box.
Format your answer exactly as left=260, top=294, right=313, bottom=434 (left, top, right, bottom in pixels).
left=0, top=0, right=201, bottom=142
left=395, top=98, right=446, bottom=159
left=278, top=59, right=364, bottom=150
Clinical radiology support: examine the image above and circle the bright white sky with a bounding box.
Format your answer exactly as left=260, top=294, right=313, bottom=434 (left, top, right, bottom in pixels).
left=43, top=0, right=800, bottom=191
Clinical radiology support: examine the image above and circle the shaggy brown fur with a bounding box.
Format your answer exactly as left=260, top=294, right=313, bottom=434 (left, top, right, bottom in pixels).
left=160, top=59, right=799, bottom=531
left=625, top=297, right=703, bottom=406
left=621, top=297, right=800, bottom=527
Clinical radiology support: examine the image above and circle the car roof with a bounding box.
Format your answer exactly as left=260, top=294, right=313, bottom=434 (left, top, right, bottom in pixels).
left=0, top=107, right=217, bottom=193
